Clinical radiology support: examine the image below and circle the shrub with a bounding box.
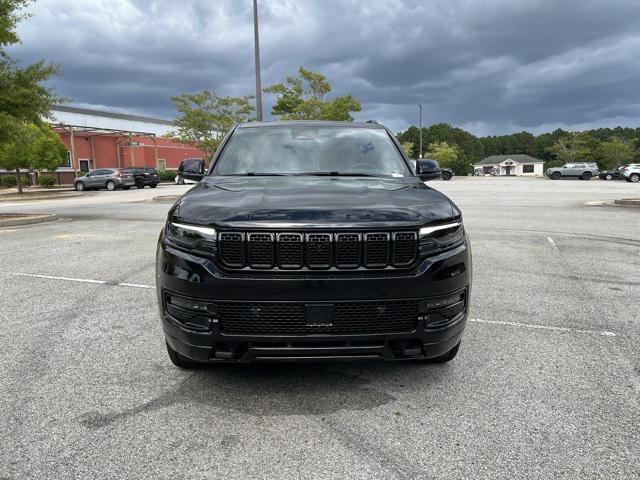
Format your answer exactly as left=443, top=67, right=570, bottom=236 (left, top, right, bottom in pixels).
left=38, top=175, right=56, bottom=187
left=1, top=176, right=17, bottom=188
left=19, top=176, right=31, bottom=186
left=159, top=169, right=177, bottom=182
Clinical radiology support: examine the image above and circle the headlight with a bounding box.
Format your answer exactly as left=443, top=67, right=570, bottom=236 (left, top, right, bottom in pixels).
left=165, top=222, right=217, bottom=256
left=419, top=220, right=465, bottom=255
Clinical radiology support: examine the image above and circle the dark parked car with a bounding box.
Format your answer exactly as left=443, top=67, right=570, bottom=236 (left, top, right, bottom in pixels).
left=74, top=168, right=135, bottom=191
left=156, top=121, right=471, bottom=368
left=175, top=158, right=206, bottom=184
left=410, top=159, right=453, bottom=181
left=599, top=166, right=626, bottom=180
left=125, top=167, right=159, bottom=188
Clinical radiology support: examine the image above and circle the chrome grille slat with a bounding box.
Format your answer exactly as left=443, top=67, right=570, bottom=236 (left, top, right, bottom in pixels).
left=217, top=230, right=417, bottom=270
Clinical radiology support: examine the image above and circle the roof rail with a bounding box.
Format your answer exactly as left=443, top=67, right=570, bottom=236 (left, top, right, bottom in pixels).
left=365, top=120, right=379, bottom=124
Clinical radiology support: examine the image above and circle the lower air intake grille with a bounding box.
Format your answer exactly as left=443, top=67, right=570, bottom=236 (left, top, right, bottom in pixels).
left=217, top=300, right=419, bottom=335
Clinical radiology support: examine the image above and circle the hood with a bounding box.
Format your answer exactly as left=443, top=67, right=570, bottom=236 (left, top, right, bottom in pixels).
left=170, top=176, right=458, bottom=229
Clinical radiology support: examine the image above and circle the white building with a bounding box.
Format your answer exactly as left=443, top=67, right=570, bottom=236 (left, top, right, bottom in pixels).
left=474, top=154, right=545, bottom=177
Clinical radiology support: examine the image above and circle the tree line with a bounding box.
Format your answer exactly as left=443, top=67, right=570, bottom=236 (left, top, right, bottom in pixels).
left=397, top=124, right=640, bottom=176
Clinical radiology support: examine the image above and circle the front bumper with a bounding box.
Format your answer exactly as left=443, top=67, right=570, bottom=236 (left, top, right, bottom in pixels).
left=156, top=239, right=471, bottom=363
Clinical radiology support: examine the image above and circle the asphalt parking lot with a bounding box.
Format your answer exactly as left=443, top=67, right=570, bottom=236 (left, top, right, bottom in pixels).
left=1, top=178, right=639, bottom=479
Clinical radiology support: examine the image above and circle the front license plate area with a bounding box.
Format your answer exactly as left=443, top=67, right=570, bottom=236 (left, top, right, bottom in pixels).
left=306, top=304, right=333, bottom=327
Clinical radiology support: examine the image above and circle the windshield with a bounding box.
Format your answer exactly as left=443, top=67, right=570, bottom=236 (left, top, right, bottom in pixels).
left=213, top=126, right=410, bottom=177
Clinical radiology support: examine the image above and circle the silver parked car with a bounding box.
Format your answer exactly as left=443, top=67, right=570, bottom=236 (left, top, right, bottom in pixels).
left=546, top=162, right=599, bottom=180
left=74, top=168, right=135, bottom=191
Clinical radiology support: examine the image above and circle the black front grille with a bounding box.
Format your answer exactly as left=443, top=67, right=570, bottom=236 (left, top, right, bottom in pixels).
left=217, top=300, right=419, bottom=335
left=219, top=232, right=245, bottom=267
left=335, top=233, right=361, bottom=268
left=277, top=233, right=303, bottom=269
left=392, top=232, right=417, bottom=266
left=248, top=233, right=275, bottom=268
left=364, top=232, right=390, bottom=267
left=217, top=230, right=418, bottom=270
left=307, top=233, right=332, bottom=268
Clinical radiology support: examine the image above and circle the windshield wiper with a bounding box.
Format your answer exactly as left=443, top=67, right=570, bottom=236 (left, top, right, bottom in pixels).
left=232, top=172, right=287, bottom=176
left=295, top=171, right=387, bottom=178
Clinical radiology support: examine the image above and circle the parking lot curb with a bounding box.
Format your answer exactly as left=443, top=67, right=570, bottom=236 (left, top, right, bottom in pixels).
left=0, top=192, right=81, bottom=202
left=0, top=214, right=59, bottom=227
left=152, top=195, right=181, bottom=202
left=614, top=198, right=640, bottom=206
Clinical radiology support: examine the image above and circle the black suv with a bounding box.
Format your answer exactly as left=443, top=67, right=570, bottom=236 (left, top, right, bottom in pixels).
left=156, top=121, right=471, bottom=367
left=126, top=167, right=159, bottom=188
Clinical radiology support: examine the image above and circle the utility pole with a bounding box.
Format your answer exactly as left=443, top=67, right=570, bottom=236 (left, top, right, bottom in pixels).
left=253, top=0, right=263, bottom=121
left=418, top=104, right=423, bottom=159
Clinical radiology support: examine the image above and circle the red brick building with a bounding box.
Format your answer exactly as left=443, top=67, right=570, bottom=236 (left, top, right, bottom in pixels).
left=50, top=105, right=206, bottom=184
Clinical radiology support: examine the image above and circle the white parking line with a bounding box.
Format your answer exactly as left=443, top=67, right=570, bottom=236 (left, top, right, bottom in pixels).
left=118, top=282, right=155, bottom=290
left=4, top=272, right=153, bottom=289
left=546, top=236, right=559, bottom=250
left=469, top=318, right=616, bottom=337
left=8, top=272, right=107, bottom=284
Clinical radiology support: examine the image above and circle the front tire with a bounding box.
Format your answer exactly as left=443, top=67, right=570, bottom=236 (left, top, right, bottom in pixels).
left=442, top=172, right=452, bottom=181
left=178, top=176, right=185, bottom=185
left=74, top=181, right=85, bottom=191
left=150, top=183, right=158, bottom=188
left=605, top=174, right=613, bottom=180
left=630, top=173, right=640, bottom=183
left=551, top=171, right=561, bottom=180
left=106, top=180, right=116, bottom=191
left=166, top=342, right=201, bottom=369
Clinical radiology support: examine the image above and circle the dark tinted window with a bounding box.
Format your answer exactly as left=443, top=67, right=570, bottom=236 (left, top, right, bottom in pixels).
left=181, top=159, right=203, bottom=172
left=418, top=160, right=440, bottom=170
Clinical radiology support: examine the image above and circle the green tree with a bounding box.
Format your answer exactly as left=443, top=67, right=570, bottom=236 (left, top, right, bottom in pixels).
left=424, top=141, right=458, bottom=164
left=401, top=141, right=414, bottom=158
left=1, top=0, right=61, bottom=130
left=546, top=134, right=592, bottom=164
left=594, top=137, right=637, bottom=170
left=1, top=0, right=63, bottom=194
left=264, top=67, right=361, bottom=121
left=0, top=122, right=67, bottom=193
left=169, top=91, right=254, bottom=158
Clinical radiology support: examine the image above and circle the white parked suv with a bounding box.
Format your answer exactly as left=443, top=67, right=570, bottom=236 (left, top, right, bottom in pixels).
left=623, top=164, right=640, bottom=183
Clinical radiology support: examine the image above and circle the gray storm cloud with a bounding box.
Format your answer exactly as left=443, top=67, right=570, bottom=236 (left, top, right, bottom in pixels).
left=8, top=0, right=640, bottom=135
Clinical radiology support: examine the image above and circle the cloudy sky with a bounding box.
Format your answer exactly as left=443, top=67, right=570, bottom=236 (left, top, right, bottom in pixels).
left=9, top=0, right=640, bottom=135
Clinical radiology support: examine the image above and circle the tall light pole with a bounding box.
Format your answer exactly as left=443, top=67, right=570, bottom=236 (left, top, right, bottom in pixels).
left=253, top=0, right=263, bottom=121
left=418, top=104, right=423, bottom=159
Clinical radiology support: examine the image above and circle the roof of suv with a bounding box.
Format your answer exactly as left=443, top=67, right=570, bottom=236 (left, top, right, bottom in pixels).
left=236, top=121, right=386, bottom=129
